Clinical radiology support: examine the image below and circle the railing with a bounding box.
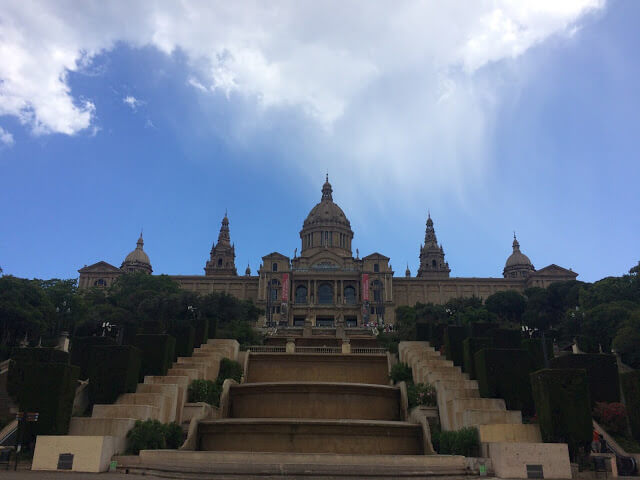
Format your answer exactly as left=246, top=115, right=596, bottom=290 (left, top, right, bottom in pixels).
left=246, top=346, right=286, bottom=353
left=295, top=346, right=341, bottom=354
left=352, top=347, right=387, bottom=355
left=0, top=359, right=10, bottom=375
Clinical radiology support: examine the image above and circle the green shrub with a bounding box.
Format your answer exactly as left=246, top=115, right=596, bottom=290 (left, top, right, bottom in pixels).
left=193, top=316, right=209, bottom=348
left=462, top=337, right=493, bottom=379
left=377, top=332, right=399, bottom=354
left=390, top=362, right=413, bottom=384
left=217, top=358, right=243, bottom=383
left=531, top=369, right=592, bottom=459
left=468, top=322, right=495, bottom=338
left=444, top=326, right=467, bottom=367
left=7, top=361, right=79, bottom=436
left=436, top=427, right=479, bottom=456
left=550, top=354, right=620, bottom=406
left=134, top=334, right=176, bottom=379
left=88, top=345, right=141, bottom=405
left=621, top=371, right=640, bottom=442
left=126, top=419, right=184, bottom=454
left=475, top=348, right=536, bottom=416
left=188, top=379, right=222, bottom=406
left=407, top=382, right=436, bottom=408
left=521, top=337, right=553, bottom=370
left=170, top=324, right=195, bottom=360
left=11, top=347, right=69, bottom=364
left=491, top=328, right=522, bottom=348
left=70, top=336, right=116, bottom=380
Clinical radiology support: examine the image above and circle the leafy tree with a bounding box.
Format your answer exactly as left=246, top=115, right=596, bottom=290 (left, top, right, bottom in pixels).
left=485, top=290, right=526, bottom=325
left=580, top=302, right=634, bottom=353
left=612, top=311, right=640, bottom=368
left=395, top=305, right=417, bottom=340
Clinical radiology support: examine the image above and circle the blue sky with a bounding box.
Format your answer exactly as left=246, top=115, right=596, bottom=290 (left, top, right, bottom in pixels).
left=0, top=0, right=638, bottom=283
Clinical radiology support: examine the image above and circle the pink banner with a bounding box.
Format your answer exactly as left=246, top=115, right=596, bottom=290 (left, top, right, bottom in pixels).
left=281, top=273, right=289, bottom=301
left=362, top=274, right=369, bottom=301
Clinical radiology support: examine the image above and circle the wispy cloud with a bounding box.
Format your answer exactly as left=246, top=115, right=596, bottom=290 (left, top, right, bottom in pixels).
left=123, top=95, right=141, bottom=111
left=0, top=126, right=14, bottom=147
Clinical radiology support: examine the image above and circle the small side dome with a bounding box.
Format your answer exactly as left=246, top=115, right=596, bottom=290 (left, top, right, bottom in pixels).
left=122, top=233, right=152, bottom=274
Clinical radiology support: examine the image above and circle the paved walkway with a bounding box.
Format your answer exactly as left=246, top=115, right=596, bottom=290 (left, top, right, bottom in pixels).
left=0, top=472, right=165, bottom=479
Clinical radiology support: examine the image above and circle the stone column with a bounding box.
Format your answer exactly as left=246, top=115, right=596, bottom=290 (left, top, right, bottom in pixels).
left=285, top=338, right=296, bottom=353
left=342, top=339, right=351, bottom=354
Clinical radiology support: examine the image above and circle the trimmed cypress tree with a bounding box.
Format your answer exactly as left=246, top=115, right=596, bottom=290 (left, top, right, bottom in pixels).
left=70, top=336, right=117, bottom=380
left=462, top=337, right=493, bottom=379
left=135, top=334, right=176, bottom=379
left=550, top=354, right=620, bottom=406
left=88, top=345, right=141, bottom=405
left=444, top=326, right=467, bottom=367
left=620, top=371, right=640, bottom=442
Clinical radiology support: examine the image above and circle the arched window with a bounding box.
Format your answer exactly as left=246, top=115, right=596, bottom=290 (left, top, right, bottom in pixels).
left=94, top=278, right=107, bottom=287
left=344, top=286, right=356, bottom=304
left=318, top=283, right=333, bottom=304
left=269, top=279, right=280, bottom=301
left=372, top=280, right=382, bottom=302
left=432, top=259, right=437, bottom=268
left=374, top=263, right=380, bottom=273
left=218, top=258, right=223, bottom=267
left=295, top=285, right=308, bottom=304
left=272, top=262, right=278, bottom=272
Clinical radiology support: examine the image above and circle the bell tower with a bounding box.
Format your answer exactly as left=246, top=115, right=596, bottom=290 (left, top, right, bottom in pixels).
left=205, top=213, right=238, bottom=276
left=417, top=213, right=450, bottom=278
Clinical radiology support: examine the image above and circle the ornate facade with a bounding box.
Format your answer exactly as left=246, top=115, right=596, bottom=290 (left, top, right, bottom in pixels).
left=78, top=177, right=578, bottom=325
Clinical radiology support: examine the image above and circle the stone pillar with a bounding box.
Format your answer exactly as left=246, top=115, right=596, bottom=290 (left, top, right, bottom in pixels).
left=342, top=339, right=351, bottom=354
left=57, top=331, right=70, bottom=352
left=285, top=338, right=296, bottom=353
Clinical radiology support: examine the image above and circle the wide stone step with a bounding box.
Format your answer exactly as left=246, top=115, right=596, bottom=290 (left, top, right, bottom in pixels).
left=229, top=382, right=401, bottom=421
left=116, top=450, right=468, bottom=478
left=449, top=398, right=506, bottom=430
left=92, top=403, right=159, bottom=421
left=68, top=417, right=136, bottom=437
left=461, top=409, right=522, bottom=427
left=198, top=418, right=424, bottom=455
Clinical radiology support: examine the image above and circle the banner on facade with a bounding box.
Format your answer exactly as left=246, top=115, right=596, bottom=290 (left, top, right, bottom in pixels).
left=362, top=274, right=369, bottom=301
left=281, top=273, right=289, bottom=301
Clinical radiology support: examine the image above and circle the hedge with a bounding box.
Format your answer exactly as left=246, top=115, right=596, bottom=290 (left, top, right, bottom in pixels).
left=70, top=336, right=117, bottom=380
left=135, top=334, right=176, bottom=379
left=416, top=322, right=430, bottom=342
left=550, top=354, right=620, bottom=406
left=475, top=348, right=536, bottom=416
left=521, top=337, right=553, bottom=370
left=468, top=322, right=495, bottom=338
left=531, top=369, right=592, bottom=459
left=11, top=347, right=69, bottom=365
left=188, top=379, right=222, bottom=406
left=193, top=317, right=209, bottom=348
left=432, top=427, right=479, bottom=456
left=88, top=345, right=141, bottom=405
left=8, top=361, right=79, bottom=437
left=620, top=371, right=640, bottom=442
left=444, top=326, right=467, bottom=367
left=169, top=324, right=195, bottom=360
left=491, top=328, right=522, bottom=349
left=390, top=362, right=413, bottom=384
left=462, top=337, right=493, bottom=379
left=218, top=358, right=243, bottom=383
left=126, top=419, right=183, bottom=454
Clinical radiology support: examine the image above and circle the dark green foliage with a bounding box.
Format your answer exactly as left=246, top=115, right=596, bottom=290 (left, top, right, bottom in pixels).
left=11, top=347, right=69, bottom=364
left=485, top=290, right=526, bottom=324
left=491, top=328, right=522, bottom=348
left=531, top=369, right=592, bottom=459
left=376, top=332, right=399, bottom=353
left=135, top=334, right=176, bottom=379
left=415, top=322, right=430, bottom=341
left=407, top=382, right=436, bottom=408
left=395, top=306, right=417, bottom=340
left=468, top=322, right=495, bottom=338
left=475, top=348, right=536, bottom=416
left=521, top=337, right=553, bottom=370
left=444, top=325, right=467, bottom=366
left=430, top=324, right=447, bottom=350
left=170, top=324, right=195, bottom=360
left=620, top=371, right=640, bottom=442
left=550, top=354, right=620, bottom=405
left=218, top=358, right=243, bottom=383
left=188, top=379, right=222, bottom=406
left=126, top=419, right=184, bottom=454
left=433, top=427, right=479, bottom=456
left=70, top=336, right=116, bottom=379
left=193, top=316, right=209, bottom=348
left=462, top=337, right=493, bottom=379
left=8, top=360, right=79, bottom=436
left=390, top=362, right=413, bottom=383
left=88, top=345, right=141, bottom=405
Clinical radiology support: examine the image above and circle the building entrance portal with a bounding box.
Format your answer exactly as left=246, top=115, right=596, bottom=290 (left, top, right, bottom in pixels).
left=315, top=316, right=334, bottom=327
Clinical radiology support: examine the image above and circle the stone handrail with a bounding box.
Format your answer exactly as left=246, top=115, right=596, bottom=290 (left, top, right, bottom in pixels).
left=352, top=347, right=387, bottom=354
left=247, top=346, right=286, bottom=353
left=295, top=346, right=341, bottom=354
left=0, top=359, right=10, bottom=375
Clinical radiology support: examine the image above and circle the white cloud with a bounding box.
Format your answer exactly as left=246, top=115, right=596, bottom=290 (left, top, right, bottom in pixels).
left=0, top=126, right=14, bottom=146
left=0, top=0, right=604, bottom=194
left=123, top=95, right=141, bottom=111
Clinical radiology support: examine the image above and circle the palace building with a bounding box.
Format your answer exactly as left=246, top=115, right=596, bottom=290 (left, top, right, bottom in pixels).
left=78, top=176, right=577, bottom=326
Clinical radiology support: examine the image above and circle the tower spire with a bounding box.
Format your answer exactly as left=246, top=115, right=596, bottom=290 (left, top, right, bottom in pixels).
left=321, top=175, right=333, bottom=201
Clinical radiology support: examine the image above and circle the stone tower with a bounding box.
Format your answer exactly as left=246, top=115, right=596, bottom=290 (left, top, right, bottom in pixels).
left=205, top=213, right=237, bottom=276
left=417, top=214, right=450, bottom=278
left=121, top=232, right=152, bottom=274
left=503, top=234, right=535, bottom=279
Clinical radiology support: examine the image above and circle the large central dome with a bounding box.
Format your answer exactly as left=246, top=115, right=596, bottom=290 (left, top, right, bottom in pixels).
left=299, top=176, right=354, bottom=257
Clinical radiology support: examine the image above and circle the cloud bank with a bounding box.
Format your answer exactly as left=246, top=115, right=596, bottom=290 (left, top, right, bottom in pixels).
left=0, top=1, right=604, bottom=192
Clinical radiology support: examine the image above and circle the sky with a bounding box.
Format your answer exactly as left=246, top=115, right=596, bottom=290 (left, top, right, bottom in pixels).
left=0, top=0, right=638, bottom=283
